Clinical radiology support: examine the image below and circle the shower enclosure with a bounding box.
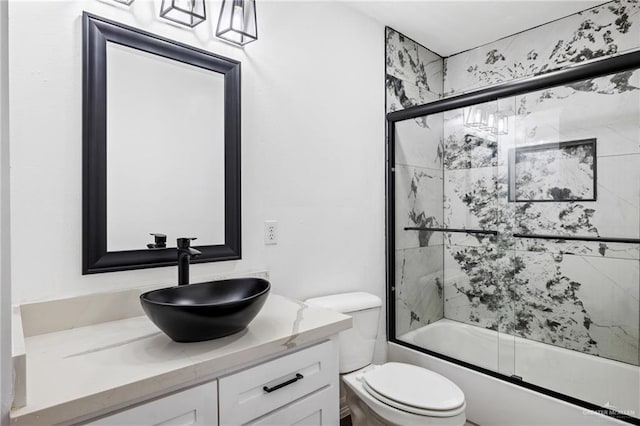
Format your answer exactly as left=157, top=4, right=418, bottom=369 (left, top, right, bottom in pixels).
left=387, top=51, right=640, bottom=423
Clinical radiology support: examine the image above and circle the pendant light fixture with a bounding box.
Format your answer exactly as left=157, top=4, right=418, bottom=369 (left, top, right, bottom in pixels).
left=463, top=105, right=509, bottom=136
left=216, top=0, right=258, bottom=46
left=160, top=0, right=206, bottom=28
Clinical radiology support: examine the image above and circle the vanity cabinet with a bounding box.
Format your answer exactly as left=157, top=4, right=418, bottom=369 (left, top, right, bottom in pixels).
left=85, top=381, right=218, bottom=426
left=82, top=339, right=339, bottom=426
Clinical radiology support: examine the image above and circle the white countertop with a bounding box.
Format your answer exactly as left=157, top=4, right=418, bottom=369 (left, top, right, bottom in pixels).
left=10, top=293, right=351, bottom=425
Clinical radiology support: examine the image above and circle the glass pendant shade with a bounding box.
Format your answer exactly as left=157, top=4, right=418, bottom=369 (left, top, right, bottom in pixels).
left=464, top=105, right=487, bottom=128
left=160, top=0, right=206, bottom=28
left=216, top=0, right=258, bottom=46
left=464, top=105, right=509, bottom=135
left=495, top=115, right=509, bottom=135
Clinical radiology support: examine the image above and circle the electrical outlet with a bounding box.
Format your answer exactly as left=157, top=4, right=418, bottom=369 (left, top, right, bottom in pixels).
left=264, top=220, right=278, bottom=245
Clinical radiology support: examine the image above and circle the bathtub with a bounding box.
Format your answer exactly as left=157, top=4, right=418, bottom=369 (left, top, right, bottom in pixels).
left=399, top=319, right=639, bottom=420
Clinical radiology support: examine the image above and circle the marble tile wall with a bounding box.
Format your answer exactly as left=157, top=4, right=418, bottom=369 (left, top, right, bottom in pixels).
left=442, top=68, right=640, bottom=366
left=444, top=234, right=639, bottom=365
left=510, top=69, right=640, bottom=239
left=444, top=0, right=640, bottom=96
left=386, top=27, right=444, bottom=114
left=393, top=117, right=445, bottom=335
left=395, top=245, right=444, bottom=336
left=514, top=241, right=639, bottom=365
left=387, top=27, right=446, bottom=334
left=443, top=233, right=502, bottom=330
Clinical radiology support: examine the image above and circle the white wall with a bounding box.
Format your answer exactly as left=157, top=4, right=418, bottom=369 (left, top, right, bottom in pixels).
left=0, top=0, right=12, bottom=423
left=8, top=1, right=386, bottom=308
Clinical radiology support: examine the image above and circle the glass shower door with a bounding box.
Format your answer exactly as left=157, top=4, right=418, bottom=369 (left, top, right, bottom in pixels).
left=389, top=51, right=640, bottom=424
left=509, top=67, right=640, bottom=418
left=440, top=100, right=502, bottom=372
left=393, top=100, right=516, bottom=376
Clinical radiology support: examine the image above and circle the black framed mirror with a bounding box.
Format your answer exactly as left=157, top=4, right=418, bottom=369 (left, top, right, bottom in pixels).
left=83, top=12, right=241, bottom=274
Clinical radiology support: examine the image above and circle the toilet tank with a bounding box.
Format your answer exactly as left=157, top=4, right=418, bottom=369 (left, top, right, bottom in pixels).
left=305, top=292, right=381, bottom=373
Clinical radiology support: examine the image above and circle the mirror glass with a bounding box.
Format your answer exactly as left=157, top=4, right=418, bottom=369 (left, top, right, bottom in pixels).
left=106, top=42, right=225, bottom=251
left=83, top=12, right=241, bottom=274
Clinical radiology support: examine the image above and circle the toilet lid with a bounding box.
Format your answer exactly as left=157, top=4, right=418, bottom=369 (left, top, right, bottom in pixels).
left=362, top=381, right=466, bottom=417
left=362, top=363, right=465, bottom=412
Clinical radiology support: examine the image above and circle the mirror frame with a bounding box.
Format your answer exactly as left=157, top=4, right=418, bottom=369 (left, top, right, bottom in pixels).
left=83, top=12, right=241, bottom=274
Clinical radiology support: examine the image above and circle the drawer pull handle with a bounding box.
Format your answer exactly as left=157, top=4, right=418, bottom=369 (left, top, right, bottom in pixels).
left=263, top=373, right=304, bottom=393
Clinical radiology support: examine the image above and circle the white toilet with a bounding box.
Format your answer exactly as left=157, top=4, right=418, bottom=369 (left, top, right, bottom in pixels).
left=305, top=292, right=466, bottom=426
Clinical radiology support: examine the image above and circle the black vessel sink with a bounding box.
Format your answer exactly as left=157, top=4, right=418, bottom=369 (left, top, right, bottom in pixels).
left=140, top=278, right=270, bottom=342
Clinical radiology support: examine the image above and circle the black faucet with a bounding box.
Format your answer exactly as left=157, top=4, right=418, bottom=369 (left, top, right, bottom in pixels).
left=177, top=237, right=202, bottom=286
left=147, top=233, right=167, bottom=249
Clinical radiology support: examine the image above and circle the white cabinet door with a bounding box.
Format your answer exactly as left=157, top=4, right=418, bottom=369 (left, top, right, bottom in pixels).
left=219, top=339, right=339, bottom=425
left=248, top=387, right=338, bottom=426
left=85, top=381, right=217, bottom=426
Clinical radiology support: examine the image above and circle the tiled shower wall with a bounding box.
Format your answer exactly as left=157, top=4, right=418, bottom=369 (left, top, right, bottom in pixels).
left=444, top=0, right=640, bottom=96
left=387, top=28, right=445, bottom=335
left=387, top=0, right=640, bottom=365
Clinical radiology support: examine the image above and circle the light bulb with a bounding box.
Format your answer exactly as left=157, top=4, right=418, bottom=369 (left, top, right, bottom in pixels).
left=232, top=4, right=244, bottom=31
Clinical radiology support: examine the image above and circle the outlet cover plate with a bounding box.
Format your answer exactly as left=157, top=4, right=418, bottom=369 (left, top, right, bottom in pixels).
left=264, top=220, right=278, bottom=245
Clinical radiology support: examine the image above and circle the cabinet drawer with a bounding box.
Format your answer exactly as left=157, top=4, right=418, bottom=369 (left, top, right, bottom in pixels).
left=249, top=386, right=338, bottom=426
left=219, top=340, right=338, bottom=425
left=85, top=380, right=217, bottom=426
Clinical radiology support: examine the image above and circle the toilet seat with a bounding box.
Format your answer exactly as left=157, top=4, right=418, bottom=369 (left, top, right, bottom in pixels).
left=342, top=364, right=467, bottom=426
left=362, top=381, right=466, bottom=417
left=362, top=362, right=465, bottom=416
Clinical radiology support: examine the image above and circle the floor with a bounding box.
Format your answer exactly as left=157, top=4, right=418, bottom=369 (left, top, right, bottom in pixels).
left=340, top=415, right=479, bottom=425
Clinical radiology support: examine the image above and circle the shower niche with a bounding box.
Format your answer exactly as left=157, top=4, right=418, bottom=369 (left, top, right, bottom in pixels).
left=388, top=51, right=640, bottom=423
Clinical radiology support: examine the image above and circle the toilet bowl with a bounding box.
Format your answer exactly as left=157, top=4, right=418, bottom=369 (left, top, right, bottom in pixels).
left=342, top=363, right=466, bottom=426
left=305, top=292, right=466, bottom=426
